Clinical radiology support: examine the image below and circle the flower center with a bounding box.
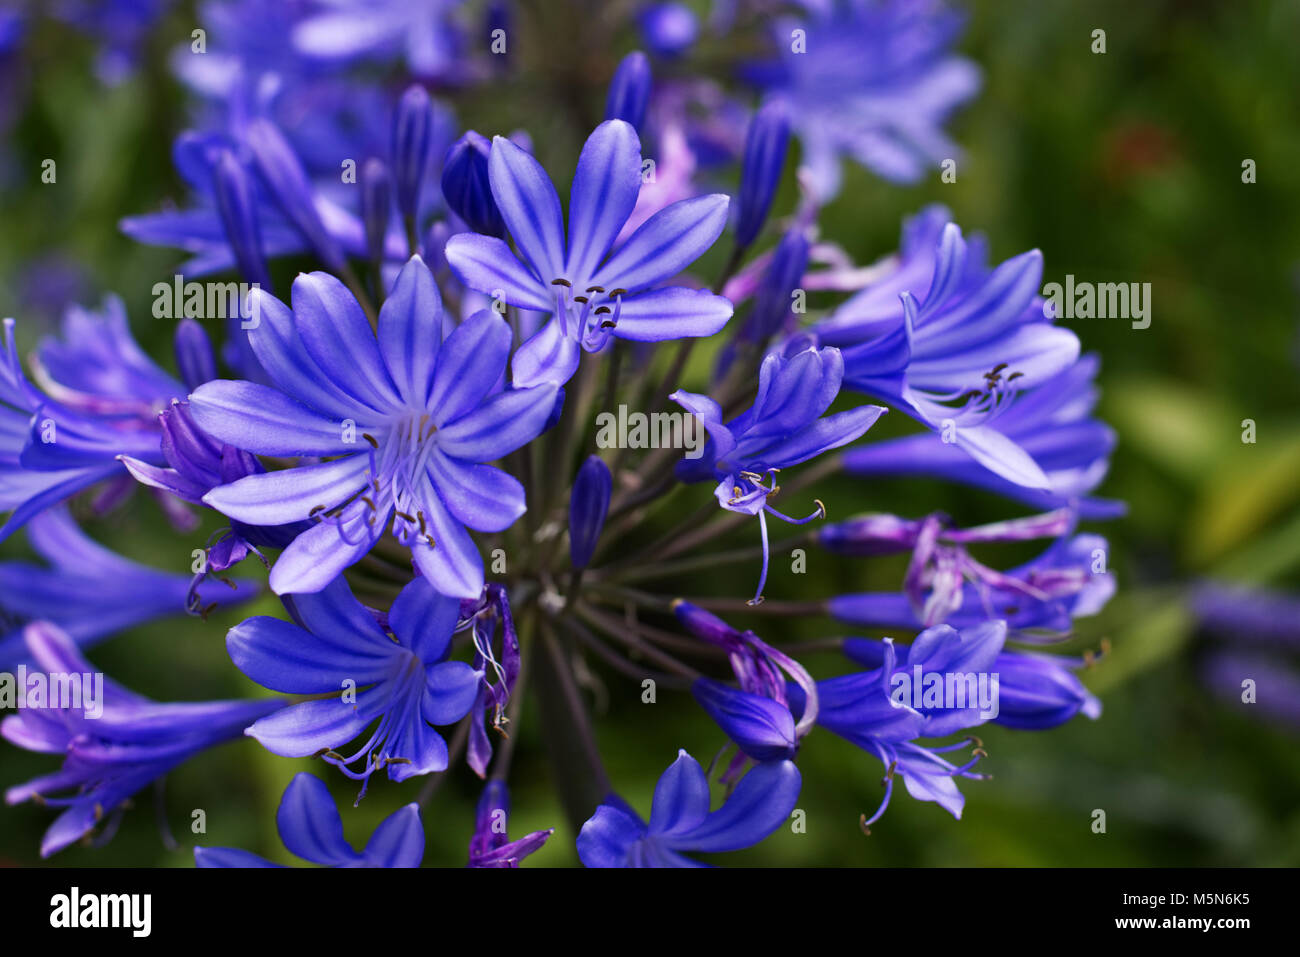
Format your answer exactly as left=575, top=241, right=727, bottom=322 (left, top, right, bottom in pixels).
left=550, top=278, right=627, bottom=351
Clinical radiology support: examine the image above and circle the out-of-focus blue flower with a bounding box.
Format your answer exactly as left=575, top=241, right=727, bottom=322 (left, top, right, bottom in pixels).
left=569, top=455, right=612, bottom=569
left=1193, top=582, right=1300, bottom=652
left=445, top=120, right=734, bottom=388
left=638, top=4, right=698, bottom=58
left=0, top=507, right=258, bottom=668
left=196, top=772, right=424, bottom=867
left=58, top=0, right=174, bottom=85
left=813, top=205, right=1082, bottom=493
left=734, top=100, right=790, bottom=249
left=1, top=299, right=189, bottom=541
left=577, top=750, right=800, bottom=867
left=605, top=51, right=652, bottom=131
left=672, top=337, right=885, bottom=600
left=123, top=92, right=454, bottom=284
left=467, top=780, right=553, bottom=867
left=170, top=0, right=394, bottom=173
left=227, top=575, right=482, bottom=794
left=190, top=257, right=557, bottom=597
left=292, top=0, right=466, bottom=78
left=827, top=524, right=1115, bottom=635
left=1199, top=649, right=1300, bottom=732
left=3, top=621, right=279, bottom=858
left=748, top=0, right=981, bottom=198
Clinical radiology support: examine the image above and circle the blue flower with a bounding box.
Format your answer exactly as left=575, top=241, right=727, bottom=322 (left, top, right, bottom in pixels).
left=445, top=119, right=734, bottom=388
left=638, top=4, right=698, bottom=59
left=842, top=637, right=1103, bottom=731
left=2, top=622, right=279, bottom=858
left=1193, top=582, right=1300, bottom=652
left=196, top=772, right=424, bottom=867
left=190, top=256, right=557, bottom=597
left=226, top=575, right=483, bottom=794
left=842, top=353, right=1125, bottom=519
left=122, top=94, right=453, bottom=288
left=750, top=0, right=981, bottom=198
left=826, top=525, right=1116, bottom=635
left=467, top=780, right=553, bottom=867
left=577, top=750, right=800, bottom=867
left=1, top=299, right=187, bottom=541
left=672, top=337, right=885, bottom=601
left=292, top=0, right=466, bottom=78
left=813, top=205, right=1081, bottom=491
left=0, top=506, right=258, bottom=669
left=803, top=639, right=989, bottom=825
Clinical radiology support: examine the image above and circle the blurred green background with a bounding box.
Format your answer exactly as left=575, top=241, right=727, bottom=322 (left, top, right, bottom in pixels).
left=1, top=0, right=1298, bottom=867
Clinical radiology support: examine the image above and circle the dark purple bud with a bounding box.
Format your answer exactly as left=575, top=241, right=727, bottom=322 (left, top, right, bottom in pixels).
left=211, top=149, right=271, bottom=289
left=745, top=227, right=810, bottom=344
left=604, top=51, right=651, bottom=131
left=441, top=131, right=503, bottom=237
left=736, top=101, right=790, bottom=248
left=569, top=455, right=612, bottom=569
left=391, top=84, right=433, bottom=222
left=360, top=157, right=391, bottom=266
left=692, top=678, right=797, bottom=761
left=173, top=319, right=216, bottom=390
left=638, top=4, right=698, bottom=59
left=245, top=118, right=345, bottom=271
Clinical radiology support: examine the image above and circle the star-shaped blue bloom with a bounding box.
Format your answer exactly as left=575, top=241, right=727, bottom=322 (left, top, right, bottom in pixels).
left=577, top=750, right=801, bottom=867
left=227, top=575, right=482, bottom=792
left=196, top=772, right=425, bottom=868
left=445, top=119, right=734, bottom=388
left=191, top=255, right=557, bottom=597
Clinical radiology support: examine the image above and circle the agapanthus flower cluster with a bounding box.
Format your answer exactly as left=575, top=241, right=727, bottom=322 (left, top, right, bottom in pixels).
left=1, top=0, right=1121, bottom=867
